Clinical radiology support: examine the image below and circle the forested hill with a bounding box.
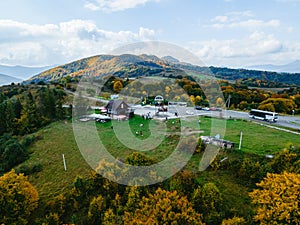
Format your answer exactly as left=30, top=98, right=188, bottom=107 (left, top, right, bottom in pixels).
left=209, top=66, right=300, bottom=85
left=26, top=54, right=300, bottom=85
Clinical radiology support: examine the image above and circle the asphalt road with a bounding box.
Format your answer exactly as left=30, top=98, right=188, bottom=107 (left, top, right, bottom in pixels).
left=191, top=109, right=300, bottom=130
left=66, top=88, right=300, bottom=131
left=134, top=105, right=300, bottom=130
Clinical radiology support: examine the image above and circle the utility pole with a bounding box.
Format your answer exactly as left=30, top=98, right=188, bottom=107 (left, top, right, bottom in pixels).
left=62, top=154, right=67, bottom=171
left=239, top=131, right=243, bottom=150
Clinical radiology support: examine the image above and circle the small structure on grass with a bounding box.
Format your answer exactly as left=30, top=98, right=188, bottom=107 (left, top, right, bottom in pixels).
left=201, top=136, right=235, bottom=150
left=105, top=100, right=134, bottom=119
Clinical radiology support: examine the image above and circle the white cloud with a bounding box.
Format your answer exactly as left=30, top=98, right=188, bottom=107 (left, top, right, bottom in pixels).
left=211, top=16, right=229, bottom=23
left=84, top=2, right=101, bottom=11
left=200, top=11, right=299, bottom=66
left=209, top=11, right=280, bottom=30
left=84, top=0, right=160, bottom=12
left=211, top=19, right=280, bottom=29
left=188, top=31, right=300, bottom=67
left=0, top=19, right=156, bottom=66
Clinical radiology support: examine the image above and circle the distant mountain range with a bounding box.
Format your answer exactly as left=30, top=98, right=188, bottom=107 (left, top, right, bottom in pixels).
left=247, top=60, right=300, bottom=73
left=0, top=73, right=22, bottom=86
left=26, top=54, right=300, bottom=86
left=0, top=65, right=53, bottom=81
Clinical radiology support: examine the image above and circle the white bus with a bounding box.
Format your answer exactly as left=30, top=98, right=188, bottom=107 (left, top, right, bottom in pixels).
left=249, top=109, right=278, bottom=122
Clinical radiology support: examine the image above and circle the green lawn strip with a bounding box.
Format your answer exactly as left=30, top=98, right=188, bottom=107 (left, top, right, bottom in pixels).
left=97, top=116, right=180, bottom=162
left=198, top=116, right=300, bottom=155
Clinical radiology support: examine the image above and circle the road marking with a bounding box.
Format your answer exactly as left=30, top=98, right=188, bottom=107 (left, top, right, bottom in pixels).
left=252, top=121, right=300, bottom=135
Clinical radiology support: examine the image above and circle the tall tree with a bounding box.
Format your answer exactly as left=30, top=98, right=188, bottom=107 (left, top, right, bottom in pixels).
left=124, top=188, right=205, bottom=225
left=124, top=186, right=141, bottom=213
left=4, top=100, right=16, bottom=134
left=88, top=195, right=106, bottom=225
left=44, top=87, right=56, bottom=119
left=0, top=170, right=39, bottom=224
left=192, top=183, right=223, bottom=225
left=17, top=92, right=40, bottom=134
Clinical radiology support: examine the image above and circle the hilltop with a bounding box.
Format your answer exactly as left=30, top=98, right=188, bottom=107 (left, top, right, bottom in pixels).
left=26, top=54, right=300, bottom=86
left=26, top=54, right=187, bottom=84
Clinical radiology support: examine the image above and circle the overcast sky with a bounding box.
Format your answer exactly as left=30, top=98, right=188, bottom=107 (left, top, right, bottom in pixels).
left=0, top=0, right=299, bottom=67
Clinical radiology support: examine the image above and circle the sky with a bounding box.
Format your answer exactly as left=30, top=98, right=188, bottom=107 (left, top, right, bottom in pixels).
left=0, top=0, right=299, bottom=68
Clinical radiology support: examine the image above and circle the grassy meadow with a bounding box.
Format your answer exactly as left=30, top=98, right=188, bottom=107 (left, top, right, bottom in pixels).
left=22, top=115, right=300, bottom=202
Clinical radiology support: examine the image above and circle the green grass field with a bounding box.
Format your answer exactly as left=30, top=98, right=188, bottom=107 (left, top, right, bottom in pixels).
left=22, top=115, right=300, bottom=202
left=23, top=121, right=91, bottom=200
left=199, top=116, right=300, bottom=155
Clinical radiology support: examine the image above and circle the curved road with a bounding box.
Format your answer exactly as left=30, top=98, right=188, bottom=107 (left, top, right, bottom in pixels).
left=66, top=88, right=300, bottom=131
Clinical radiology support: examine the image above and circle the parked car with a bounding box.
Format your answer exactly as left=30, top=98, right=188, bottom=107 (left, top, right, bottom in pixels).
left=186, top=110, right=194, bottom=115
left=195, top=106, right=202, bottom=110
left=209, top=107, right=222, bottom=111
left=203, top=107, right=210, bottom=111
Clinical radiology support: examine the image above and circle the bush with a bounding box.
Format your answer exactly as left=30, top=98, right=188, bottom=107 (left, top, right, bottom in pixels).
left=16, top=163, right=43, bottom=175
left=0, top=136, right=28, bottom=171
left=237, top=158, right=262, bottom=184
left=21, top=134, right=38, bottom=147
left=209, top=150, right=229, bottom=171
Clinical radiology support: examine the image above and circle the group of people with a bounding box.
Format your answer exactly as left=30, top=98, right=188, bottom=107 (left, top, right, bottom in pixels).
left=142, top=112, right=152, bottom=120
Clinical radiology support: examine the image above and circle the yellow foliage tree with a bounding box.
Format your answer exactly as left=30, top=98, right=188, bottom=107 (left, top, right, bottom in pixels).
left=195, top=95, right=202, bottom=106
left=258, top=102, right=275, bottom=112
left=221, top=216, right=246, bottom=225
left=0, top=170, right=39, bottom=225
left=249, top=172, right=300, bottom=225
left=216, top=97, right=224, bottom=107
left=190, top=95, right=196, bottom=104
left=113, top=80, right=123, bottom=93
left=102, top=208, right=117, bottom=225
left=88, top=195, right=106, bottom=224
left=165, top=86, right=171, bottom=95
left=123, top=188, right=204, bottom=225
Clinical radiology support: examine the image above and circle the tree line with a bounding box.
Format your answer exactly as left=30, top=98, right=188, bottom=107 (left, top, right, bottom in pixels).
left=0, top=84, right=68, bottom=136
left=0, top=84, right=69, bottom=175
left=79, top=75, right=300, bottom=114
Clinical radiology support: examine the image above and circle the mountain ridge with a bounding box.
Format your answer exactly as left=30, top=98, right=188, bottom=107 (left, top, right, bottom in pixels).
left=247, top=60, right=300, bottom=73
left=26, top=54, right=300, bottom=86
left=0, top=64, right=54, bottom=80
